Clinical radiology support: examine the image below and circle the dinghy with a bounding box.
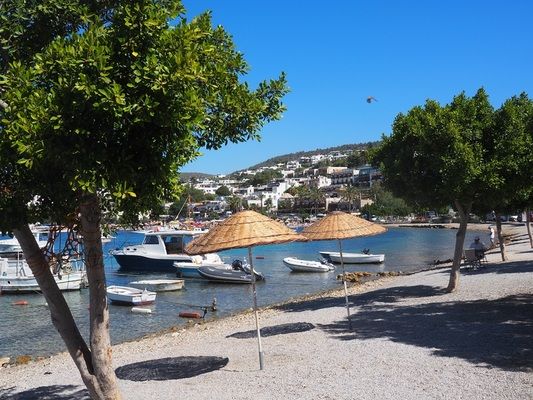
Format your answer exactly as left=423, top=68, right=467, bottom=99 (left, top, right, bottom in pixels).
left=197, top=260, right=264, bottom=284
left=319, top=251, right=385, bottom=264
left=282, top=257, right=335, bottom=272
left=106, top=285, right=156, bottom=306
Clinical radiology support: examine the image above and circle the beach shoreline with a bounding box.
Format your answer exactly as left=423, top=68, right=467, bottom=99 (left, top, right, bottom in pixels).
left=1, top=223, right=531, bottom=399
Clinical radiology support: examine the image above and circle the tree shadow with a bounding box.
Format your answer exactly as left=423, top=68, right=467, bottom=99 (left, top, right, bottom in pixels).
left=319, top=293, right=533, bottom=371
left=462, top=260, right=533, bottom=276
left=273, top=296, right=344, bottom=313
left=227, top=322, right=315, bottom=339
left=115, top=356, right=228, bottom=381
left=0, top=385, right=90, bottom=399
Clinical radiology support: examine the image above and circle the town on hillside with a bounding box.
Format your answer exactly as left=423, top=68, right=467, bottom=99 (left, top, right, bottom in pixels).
left=171, top=147, right=388, bottom=224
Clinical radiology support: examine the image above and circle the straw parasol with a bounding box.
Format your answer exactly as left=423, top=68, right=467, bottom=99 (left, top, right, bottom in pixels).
left=302, top=211, right=386, bottom=327
left=185, top=210, right=307, bottom=370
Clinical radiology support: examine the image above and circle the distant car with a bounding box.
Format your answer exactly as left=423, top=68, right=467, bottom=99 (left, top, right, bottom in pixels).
left=508, top=215, right=519, bottom=222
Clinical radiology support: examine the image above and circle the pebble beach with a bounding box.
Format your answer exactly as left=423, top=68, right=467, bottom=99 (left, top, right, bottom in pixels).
left=1, top=223, right=532, bottom=399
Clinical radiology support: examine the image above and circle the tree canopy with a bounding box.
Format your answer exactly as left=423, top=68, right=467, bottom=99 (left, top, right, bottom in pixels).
left=0, top=1, right=288, bottom=398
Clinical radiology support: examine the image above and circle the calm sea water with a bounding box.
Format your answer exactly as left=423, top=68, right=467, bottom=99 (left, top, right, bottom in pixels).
left=0, top=227, right=486, bottom=359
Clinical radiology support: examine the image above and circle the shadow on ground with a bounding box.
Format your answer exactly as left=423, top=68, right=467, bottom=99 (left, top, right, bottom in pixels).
left=227, top=322, right=315, bottom=339
left=0, top=385, right=89, bottom=399
left=115, top=356, right=228, bottom=381
left=460, top=260, right=533, bottom=276
left=318, top=286, right=533, bottom=371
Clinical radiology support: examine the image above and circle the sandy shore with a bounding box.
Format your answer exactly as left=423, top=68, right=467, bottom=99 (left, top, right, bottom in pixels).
left=1, top=223, right=532, bottom=399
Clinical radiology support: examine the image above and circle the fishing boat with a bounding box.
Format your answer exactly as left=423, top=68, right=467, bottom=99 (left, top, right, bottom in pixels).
left=0, top=257, right=86, bottom=294
left=197, top=260, right=264, bottom=284
left=128, top=279, right=185, bottom=292
left=110, top=229, right=220, bottom=273
left=319, top=251, right=385, bottom=264
left=106, top=285, right=156, bottom=306
left=282, top=257, right=335, bottom=272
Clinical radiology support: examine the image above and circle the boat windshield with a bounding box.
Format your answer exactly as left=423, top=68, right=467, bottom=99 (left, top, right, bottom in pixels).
left=162, top=235, right=184, bottom=254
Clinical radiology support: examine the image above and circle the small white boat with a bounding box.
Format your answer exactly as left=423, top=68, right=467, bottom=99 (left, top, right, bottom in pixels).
left=174, top=254, right=229, bottom=278
left=0, top=257, right=86, bottom=294
left=106, top=285, right=156, bottom=306
left=282, top=257, right=335, bottom=272
left=128, top=279, right=184, bottom=292
left=319, top=251, right=385, bottom=264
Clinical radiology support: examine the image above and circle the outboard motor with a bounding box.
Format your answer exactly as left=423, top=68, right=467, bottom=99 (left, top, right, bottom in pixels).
left=232, top=259, right=244, bottom=271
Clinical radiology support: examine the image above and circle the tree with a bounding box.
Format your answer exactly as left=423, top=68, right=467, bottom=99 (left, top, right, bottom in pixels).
left=215, top=185, right=232, bottom=197
left=339, top=185, right=360, bottom=212
left=474, top=93, right=533, bottom=258
left=227, top=195, right=243, bottom=213
left=0, top=1, right=287, bottom=398
left=372, top=89, right=493, bottom=292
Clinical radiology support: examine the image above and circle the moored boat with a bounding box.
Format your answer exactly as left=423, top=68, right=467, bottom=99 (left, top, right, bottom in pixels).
left=110, top=229, right=220, bottom=273
left=197, top=260, right=264, bottom=284
left=128, top=279, right=184, bottom=292
left=106, top=285, right=156, bottom=306
left=282, top=257, right=335, bottom=272
left=319, top=251, right=385, bottom=264
left=174, top=256, right=229, bottom=278
left=0, top=257, right=86, bottom=294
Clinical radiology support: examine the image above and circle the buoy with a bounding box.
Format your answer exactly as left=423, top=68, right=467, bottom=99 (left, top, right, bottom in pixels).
left=179, top=311, right=202, bottom=319
left=13, top=300, right=29, bottom=306
left=131, top=307, right=152, bottom=314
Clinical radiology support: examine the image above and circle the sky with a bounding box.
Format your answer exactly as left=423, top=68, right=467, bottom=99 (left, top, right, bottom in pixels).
left=180, top=1, right=533, bottom=175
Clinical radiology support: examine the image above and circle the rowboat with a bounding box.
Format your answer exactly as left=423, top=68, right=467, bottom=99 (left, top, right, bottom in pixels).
left=319, top=251, right=385, bottom=264
left=282, top=257, right=335, bottom=272
left=128, top=279, right=184, bottom=292
left=106, top=285, right=156, bottom=306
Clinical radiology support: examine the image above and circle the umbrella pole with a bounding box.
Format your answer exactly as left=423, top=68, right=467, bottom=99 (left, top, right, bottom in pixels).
left=338, top=239, right=352, bottom=329
left=249, top=247, right=264, bottom=370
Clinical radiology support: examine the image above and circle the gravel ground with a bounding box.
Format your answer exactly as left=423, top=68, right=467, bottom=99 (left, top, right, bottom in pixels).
left=1, top=223, right=532, bottom=400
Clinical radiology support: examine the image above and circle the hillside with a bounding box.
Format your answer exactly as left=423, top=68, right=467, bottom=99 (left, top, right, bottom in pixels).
left=246, top=141, right=380, bottom=170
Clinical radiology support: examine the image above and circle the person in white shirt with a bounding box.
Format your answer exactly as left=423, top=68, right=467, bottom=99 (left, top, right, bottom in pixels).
left=470, top=236, right=487, bottom=259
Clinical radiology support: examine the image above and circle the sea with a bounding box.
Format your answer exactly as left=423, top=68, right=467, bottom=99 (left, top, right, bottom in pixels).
left=0, top=227, right=485, bottom=359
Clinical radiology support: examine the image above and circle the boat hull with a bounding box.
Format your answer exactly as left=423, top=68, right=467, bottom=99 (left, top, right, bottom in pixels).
left=175, top=261, right=230, bottom=278
left=197, top=266, right=263, bottom=284
left=282, top=257, right=334, bottom=272
left=111, top=252, right=193, bottom=273
left=0, top=271, right=85, bottom=294
left=106, top=285, right=156, bottom=306
left=128, top=279, right=184, bottom=292
left=319, top=251, right=385, bottom=264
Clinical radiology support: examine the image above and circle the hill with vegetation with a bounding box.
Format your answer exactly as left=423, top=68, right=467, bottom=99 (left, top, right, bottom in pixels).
left=245, top=141, right=380, bottom=170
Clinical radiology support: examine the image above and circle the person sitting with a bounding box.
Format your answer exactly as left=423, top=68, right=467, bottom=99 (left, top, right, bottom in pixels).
left=469, top=236, right=487, bottom=260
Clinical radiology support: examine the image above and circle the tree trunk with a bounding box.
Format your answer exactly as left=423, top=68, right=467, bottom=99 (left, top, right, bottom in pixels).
left=13, top=224, right=105, bottom=399
left=446, top=200, right=471, bottom=293
left=526, top=208, right=533, bottom=248
left=494, top=212, right=507, bottom=261
left=79, top=193, right=122, bottom=400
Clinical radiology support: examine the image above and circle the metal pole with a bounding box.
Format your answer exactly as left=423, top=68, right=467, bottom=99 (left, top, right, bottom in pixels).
left=339, top=239, right=352, bottom=329
left=249, top=247, right=264, bottom=370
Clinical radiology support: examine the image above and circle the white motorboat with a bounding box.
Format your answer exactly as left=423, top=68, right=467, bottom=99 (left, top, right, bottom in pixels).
left=110, top=229, right=220, bottom=273
left=0, top=257, right=86, bottom=294
left=106, top=285, right=156, bottom=306
left=319, top=251, right=385, bottom=264
left=282, top=257, right=335, bottom=272
left=128, top=279, right=184, bottom=292
left=0, top=228, right=50, bottom=257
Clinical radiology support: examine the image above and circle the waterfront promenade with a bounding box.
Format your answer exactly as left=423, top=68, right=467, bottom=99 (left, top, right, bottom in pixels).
left=1, top=224, right=531, bottom=399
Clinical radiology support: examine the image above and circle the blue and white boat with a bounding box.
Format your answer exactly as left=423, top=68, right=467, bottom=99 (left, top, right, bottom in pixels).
left=174, top=254, right=227, bottom=278
left=110, top=229, right=220, bottom=273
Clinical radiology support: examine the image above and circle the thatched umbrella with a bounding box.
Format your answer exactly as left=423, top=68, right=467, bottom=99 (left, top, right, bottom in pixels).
left=185, top=210, right=307, bottom=370
left=302, top=211, right=386, bottom=327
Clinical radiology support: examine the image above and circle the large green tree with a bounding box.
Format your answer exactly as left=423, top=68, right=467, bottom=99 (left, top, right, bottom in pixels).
left=372, top=89, right=493, bottom=292
left=0, top=1, right=287, bottom=398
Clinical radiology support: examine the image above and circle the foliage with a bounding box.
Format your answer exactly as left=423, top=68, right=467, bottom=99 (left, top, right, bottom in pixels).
left=245, top=169, right=283, bottom=186
left=0, top=1, right=288, bottom=228
left=215, top=185, right=231, bottom=196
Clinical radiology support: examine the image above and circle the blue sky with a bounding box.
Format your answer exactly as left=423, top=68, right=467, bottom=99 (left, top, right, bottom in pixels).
left=181, top=1, right=533, bottom=175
